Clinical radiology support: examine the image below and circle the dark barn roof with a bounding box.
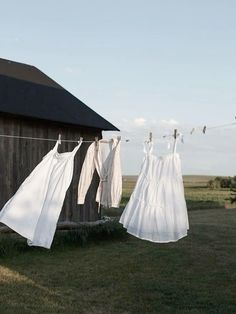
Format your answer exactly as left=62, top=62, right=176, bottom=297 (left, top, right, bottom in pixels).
left=0, top=58, right=119, bottom=131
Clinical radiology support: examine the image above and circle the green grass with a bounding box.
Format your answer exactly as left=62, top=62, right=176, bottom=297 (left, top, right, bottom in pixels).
left=0, top=209, right=236, bottom=313
left=184, top=175, right=233, bottom=210
left=0, top=176, right=236, bottom=313
left=0, top=221, right=126, bottom=258
left=114, top=175, right=234, bottom=214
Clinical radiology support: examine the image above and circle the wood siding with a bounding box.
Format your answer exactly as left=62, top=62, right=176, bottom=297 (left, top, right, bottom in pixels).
left=0, top=114, right=101, bottom=223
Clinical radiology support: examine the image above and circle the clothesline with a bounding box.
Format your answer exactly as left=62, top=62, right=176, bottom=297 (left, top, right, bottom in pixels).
left=0, top=134, right=114, bottom=143
left=0, top=119, right=235, bottom=143
left=161, top=121, right=236, bottom=141
left=189, top=121, right=236, bottom=134
left=203, top=122, right=236, bottom=130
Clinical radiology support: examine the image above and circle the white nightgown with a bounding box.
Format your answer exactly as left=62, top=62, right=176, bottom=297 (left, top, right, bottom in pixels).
left=119, top=138, right=189, bottom=243
left=0, top=139, right=82, bottom=249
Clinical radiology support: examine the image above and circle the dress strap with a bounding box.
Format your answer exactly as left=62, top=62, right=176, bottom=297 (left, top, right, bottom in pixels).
left=143, top=141, right=153, bottom=155
left=173, top=137, right=178, bottom=154
left=71, top=140, right=83, bottom=155
left=52, top=140, right=60, bottom=152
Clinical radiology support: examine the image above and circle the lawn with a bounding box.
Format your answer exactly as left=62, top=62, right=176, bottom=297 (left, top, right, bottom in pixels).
left=0, top=176, right=235, bottom=314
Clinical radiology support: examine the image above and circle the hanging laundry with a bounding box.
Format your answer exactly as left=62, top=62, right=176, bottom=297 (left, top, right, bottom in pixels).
left=119, top=137, right=189, bottom=243
left=77, top=137, right=122, bottom=209
left=0, top=139, right=82, bottom=249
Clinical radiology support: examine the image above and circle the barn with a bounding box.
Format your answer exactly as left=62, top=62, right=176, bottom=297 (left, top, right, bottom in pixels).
left=0, top=58, right=119, bottom=226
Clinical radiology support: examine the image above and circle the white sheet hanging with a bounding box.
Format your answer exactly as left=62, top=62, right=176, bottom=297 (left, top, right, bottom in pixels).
left=77, top=137, right=122, bottom=209
left=0, top=140, right=82, bottom=249
left=119, top=138, right=189, bottom=243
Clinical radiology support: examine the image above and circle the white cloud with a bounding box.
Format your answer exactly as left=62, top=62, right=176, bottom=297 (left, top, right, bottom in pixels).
left=65, top=67, right=73, bottom=73
left=134, top=117, right=146, bottom=127
left=151, top=119, right=158, bottom=125
left=161, top=119, right=179, bottom=126
left=64, top=66, right=81, bottom=75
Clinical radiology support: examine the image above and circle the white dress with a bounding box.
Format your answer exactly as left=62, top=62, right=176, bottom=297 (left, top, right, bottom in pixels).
left=119, top=139, right=189, bottom=243
left=0, top=140, right=82, bottom=249
left=77, top=137, right=122, bottom=209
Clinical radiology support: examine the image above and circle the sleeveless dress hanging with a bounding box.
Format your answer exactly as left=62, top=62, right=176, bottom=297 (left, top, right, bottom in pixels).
left=119, top=138, right=189, bottom=243
left=0, top=139, right=82, bottom=249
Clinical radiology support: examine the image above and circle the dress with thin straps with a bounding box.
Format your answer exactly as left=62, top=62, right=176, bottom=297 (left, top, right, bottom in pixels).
left=119, top=138, right=189, bottom=243
left=0, top=140, right=82, bottom=249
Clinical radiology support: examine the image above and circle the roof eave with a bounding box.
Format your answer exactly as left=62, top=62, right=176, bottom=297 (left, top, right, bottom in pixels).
left=0, top=111, right=120, bottom=131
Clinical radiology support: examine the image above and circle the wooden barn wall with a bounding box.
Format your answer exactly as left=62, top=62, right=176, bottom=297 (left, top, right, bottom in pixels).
left=0, top=114, right=101, bottom=223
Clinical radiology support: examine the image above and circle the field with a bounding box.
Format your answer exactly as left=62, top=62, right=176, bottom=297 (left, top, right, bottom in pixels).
left=120, top=175, right=233, bottom=211
left=0, top=176, right=235, bottom=313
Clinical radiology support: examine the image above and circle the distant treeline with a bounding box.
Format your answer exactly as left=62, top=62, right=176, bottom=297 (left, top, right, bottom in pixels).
left=207, top=176, right=236, bottom=203
left=232, top=189, right=236, bottom=203
left=207, top=176, right=236, bottom=189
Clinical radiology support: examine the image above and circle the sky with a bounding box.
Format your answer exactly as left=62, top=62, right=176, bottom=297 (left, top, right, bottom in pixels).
left=0, top=0, right=236, bottom=175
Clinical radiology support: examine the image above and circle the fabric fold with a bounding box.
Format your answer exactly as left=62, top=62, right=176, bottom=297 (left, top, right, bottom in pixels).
left=120, top=138, right=189, bottom=243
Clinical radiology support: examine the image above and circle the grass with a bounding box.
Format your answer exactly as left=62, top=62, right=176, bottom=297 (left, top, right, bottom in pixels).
left=0, top=176, right=235, bottom=313
left=184, top=175, right=233, bottom=210
left=0, top=221, right=126, bottom=258
left=0, top=210, right=236, bottom=313
left=117, top=175, right=233, bottom=214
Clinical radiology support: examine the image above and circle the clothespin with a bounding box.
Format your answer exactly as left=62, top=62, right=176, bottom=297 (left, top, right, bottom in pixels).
left=58, top=134, right=62, bottom=144
left=145, top=132, right=152, bottom=144
left=95, top=137, right=99, bottom=151
left=149, top=132, right=153, bottom=143
left=190, top=128, right=195, bottom=135
left=203, top=126, right=207, bottom=134
left=117, top=136, right=121, bottom=141
left=79, top=137, right=83, bottom=143
left=174, top=129, right=178, bottom=139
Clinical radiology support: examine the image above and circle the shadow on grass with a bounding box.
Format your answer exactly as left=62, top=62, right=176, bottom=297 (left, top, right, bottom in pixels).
left=186, top=200, right=226, bottom=210
left=104, top=197, right=227, bottom=215
left=0, top=221, right=128, bottom=258
left=0, top=210, right=236, bottom=313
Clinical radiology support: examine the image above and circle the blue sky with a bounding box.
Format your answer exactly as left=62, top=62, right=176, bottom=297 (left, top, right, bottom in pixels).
left=1, top=1, right=236, bottom=175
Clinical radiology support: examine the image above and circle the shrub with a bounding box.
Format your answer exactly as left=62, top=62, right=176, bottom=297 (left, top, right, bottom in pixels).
left=231, top=189, right=236, bottom=203
left=230, top=179, right=236, bottom=203
left=207, top=176, right=234, bottom=189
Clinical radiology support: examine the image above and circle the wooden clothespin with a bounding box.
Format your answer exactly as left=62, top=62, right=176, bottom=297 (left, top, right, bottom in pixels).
left=58, top=134, right=62, bottom=144
left=145, top=132, right=152, bottom=144
left=203, top=126, right=207, bottom=134
left=190, top=128, right=195, bottom=135
left=117, top=136, right=121, bottom=141
left=174, top=129, right=178, bottom=139
left=79, top=137, right=83, bottom=143
left=149, top=132, right=153, bottom=143
left=95, top=137, right=99, bottom=150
